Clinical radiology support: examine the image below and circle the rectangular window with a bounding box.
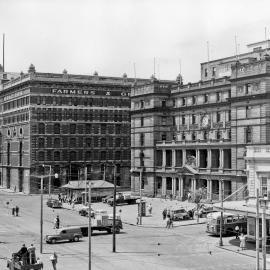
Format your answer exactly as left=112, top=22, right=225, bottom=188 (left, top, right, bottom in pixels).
left=140, top=117, right=144, bottom=127
left=162, top=100, right=166, bottom=108
left=182, top=116, right=185, bottom=125
left=216, top=112, right=221, bottom=122
left=246, top=106, right=252, bottom=118
left=140, top=133, right=144, bottom=146
left=192, top=114, right=196, bottom=124
left=260, top=177, right=268, bottom=197
left=192, top=96, right=196, bottom=105
left=182, top=98, right=186, bottom=106
left=162, top=134, right=166, bottom=141
left=245, top=127, right=252, bottom=143
left=140, top=100, right=144, bottom=108
left=204, top=68, right=208, bottom=77
left=245, top=84, right=252, bottom=94
left=204, top=94, right=208, bottom=103
left=216, top=92, right=221, bottom=102
left=212, top=67, right=216, bottom=76
left=172, top=116, right=176, bottom=126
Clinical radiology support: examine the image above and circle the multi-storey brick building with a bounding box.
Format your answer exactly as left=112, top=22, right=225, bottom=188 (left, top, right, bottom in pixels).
left=0, top=65, right=149, bottom=194
left=131, top=40, right=270, bottom=201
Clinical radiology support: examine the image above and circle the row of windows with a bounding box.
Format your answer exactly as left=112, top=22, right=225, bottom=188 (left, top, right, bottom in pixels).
left=3, top=96, right=30, bottom=111
left=161, top=130, right=231, bottom=141
left=31, top=96, right=130, bottom=107
left=3, top=112, right=29, bottom=125
left=33, top=108, right=129, bottom=122
left=35, top=150, right=130, bottom=162
left=34, top=136, right=129, bottom=148
left=34, top=123, right=129, bottom=135
left=179, top=92, right=223, bottom=107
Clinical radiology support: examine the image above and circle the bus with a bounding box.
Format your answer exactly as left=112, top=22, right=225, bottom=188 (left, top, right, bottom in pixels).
left=206, top=212, right=247, bottom=236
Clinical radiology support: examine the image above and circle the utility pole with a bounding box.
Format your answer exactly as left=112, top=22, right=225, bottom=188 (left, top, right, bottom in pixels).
left=40, top=176, right=44, bottom=254
left=262, top=199, right=267, bottom=270
left=88, top=169, right=91, bottom=270
left=85, top=166, right=87, bottom=205
left=112, top=164, right=116, bottom=252
left=256, top=189, right=260, bottom=270
left=219, top=180, right=224, bottom=246
left=139, top=169, right=143, bottom=225
left=49, top=165, right=52, bottom=197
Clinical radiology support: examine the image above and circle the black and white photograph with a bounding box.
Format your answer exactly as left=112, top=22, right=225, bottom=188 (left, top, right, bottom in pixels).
left=0, top=0, right=270, bottom=269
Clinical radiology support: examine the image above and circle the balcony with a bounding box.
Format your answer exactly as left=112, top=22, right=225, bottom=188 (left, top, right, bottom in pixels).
left=212, top=122, right=224, bottom=129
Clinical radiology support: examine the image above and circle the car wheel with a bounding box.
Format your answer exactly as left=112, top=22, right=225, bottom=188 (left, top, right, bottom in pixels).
left=51, top=239, right=56, bottom=244
left=115, top=228, right=120, bottom=234
left=74, top=236, right=79, bottom=242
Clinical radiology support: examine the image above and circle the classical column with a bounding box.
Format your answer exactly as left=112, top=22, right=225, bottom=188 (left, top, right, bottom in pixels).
left=179, top=177, right=184, bottom=199
left=219, top=180, right=222, bottom=201
left=162, top=150, right=166, bottom=168
left=219, top=149, right=224, bottom=168
left=172, top=150, right=176, bottom=168
left=192, top=178, right=197, bottom=194
left=196, top=149, right=200, bottom=168
left=162, top=177, right=167, bottom=196
left=207, top=179, right=213, bottom=200
left=182, top=149, right=186, bottom=166
left=207, top=149, right=212, bottom=168
left=172, top=177, right=176, bottom=196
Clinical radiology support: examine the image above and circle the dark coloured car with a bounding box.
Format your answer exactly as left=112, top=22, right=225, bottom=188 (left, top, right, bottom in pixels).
left=47, top=199, right=62, bottom=208
left=79, top=206, right=95, bottom=217
left=45, top=226, right=83, bottom=244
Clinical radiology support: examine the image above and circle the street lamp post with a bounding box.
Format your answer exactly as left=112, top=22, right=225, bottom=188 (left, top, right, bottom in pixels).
left=139, top=169, right=143, bottom=225
left=112, top=164, right=116, bottom=252
left=260, top=195, right=268, bottom=270
left=42, top=164, right=52, bottom=197
left=219, top=179, right=224, bottom=247
left=87, top=167, right=92, bottom=270
left=256, top=189, right=260, bottom=270
left=40, top=176, right=44, bottom=254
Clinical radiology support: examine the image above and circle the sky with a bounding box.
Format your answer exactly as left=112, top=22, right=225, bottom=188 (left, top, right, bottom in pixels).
left=1, top=0, right=270, bottom=82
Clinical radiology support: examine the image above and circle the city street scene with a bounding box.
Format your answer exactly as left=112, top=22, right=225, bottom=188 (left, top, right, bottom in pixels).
left=1, top=0, right=270, bottom=269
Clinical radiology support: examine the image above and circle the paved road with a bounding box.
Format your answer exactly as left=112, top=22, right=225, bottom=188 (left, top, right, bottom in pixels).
left=0, top=192, right=257, bottom=270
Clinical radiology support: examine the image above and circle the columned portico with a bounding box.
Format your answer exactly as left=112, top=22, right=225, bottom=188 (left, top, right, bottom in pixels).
left=172, top=177, right=176, bottom=196
left=207, top=149, right=212, bottom=168
left=219, top=149, right=224, bottom=168
left=172, top=150, right=176, bottom=168
left=182, top=149, right=186, bottom=166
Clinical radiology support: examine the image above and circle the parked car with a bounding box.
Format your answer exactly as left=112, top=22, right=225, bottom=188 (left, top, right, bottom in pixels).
left=79, top=206, right=95, bottom=217
left=47, top=199, right=62, bottom=208
left=45, top=226, right=83, bottom=244
left=197, top=205, right=217, bottom=218
left=171, top=208, right=190, bottom=221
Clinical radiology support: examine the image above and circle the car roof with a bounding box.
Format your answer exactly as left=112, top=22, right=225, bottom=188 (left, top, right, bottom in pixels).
left=59, top=226, right=82, bottom=231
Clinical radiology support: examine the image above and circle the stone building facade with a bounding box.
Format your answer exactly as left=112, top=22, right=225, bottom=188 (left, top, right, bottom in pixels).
left=131, top=40, right=270, bottom=201
left=0, top=65, right=148, bottom=194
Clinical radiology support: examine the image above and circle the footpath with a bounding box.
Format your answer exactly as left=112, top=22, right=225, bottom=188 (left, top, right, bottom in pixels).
left=62, top=197, right=207, bottom=228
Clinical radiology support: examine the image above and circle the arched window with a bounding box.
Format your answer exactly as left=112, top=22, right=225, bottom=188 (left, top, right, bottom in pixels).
left=85, top=151, right=92, bottom=161
left=70, top=138, right=76, bottom=147
left=38, top=123, right=45, bottom=134
left=54, top=123, right=60, bottom=134
left=38, top=138, right=45, bottom=148
left=54, top=138, right=61, bottom=148
left=38, top=151, right=45, bottom=161
left=100, top=151, right=106, bottom=160
left=115, top=138, right=121, bottom=147
left=70, top=151, right=77, bottom=161
left=115, top=151, right=121, bottom=160
left=100, top=138, right=106, bottom=147
left=54, top=151, right=60, bottom=161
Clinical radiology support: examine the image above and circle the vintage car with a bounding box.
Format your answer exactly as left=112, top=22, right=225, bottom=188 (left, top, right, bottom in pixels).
left=45, top=226, right=83, bottom=244
left=171, top=208, right=190, bottom=221
left=78, top=206, right=95, bottom=217
left=46, top=199, right=62, bottom=208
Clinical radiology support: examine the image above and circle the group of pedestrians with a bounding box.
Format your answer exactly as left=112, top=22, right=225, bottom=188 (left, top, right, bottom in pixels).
left=15, top=243, right=40, bottom=266
left=12, top=205, right=20, bottom=216
left=235, top=225, right=246, bottom=250
left=162, top=208, right=173, bottom=229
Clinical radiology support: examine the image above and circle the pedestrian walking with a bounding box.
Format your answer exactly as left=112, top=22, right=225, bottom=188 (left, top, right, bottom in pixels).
left=187, top=192, right=191, bottom=202
left=136, top=215, right=139, bottom=225
left=165, top=215, right=170, bottom=229
left=12, top=207, right=15, bottom=216
left=148, top=203, right=152, bottom=215
left=50, top=252, right=58, bottom=270
left=162, top=208, right=167, bottom=220
left=169, top=216, right=174, bottom=228
left=235, top=225, right=240, bottom=239
left=27, top=243, right=36, bottom=264
left=15, top=206, right=19, bottom=216
left=239, top=233, right=246, bottom=250
left=56, top=215, right=60, bottom=229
